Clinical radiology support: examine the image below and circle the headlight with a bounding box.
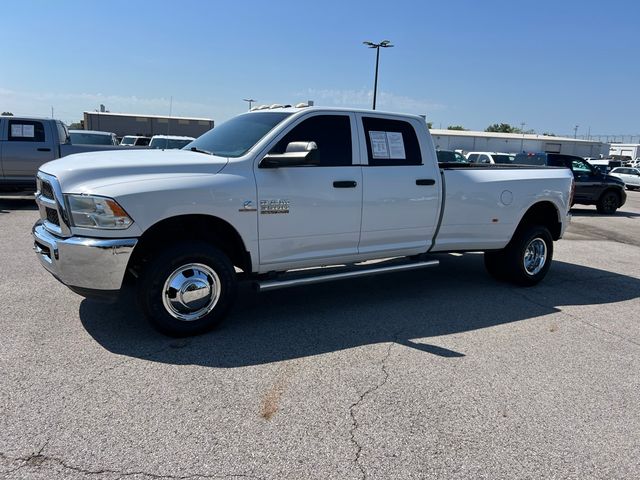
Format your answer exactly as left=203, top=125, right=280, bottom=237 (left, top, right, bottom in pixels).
left=66, top=194, right=133, bottom=229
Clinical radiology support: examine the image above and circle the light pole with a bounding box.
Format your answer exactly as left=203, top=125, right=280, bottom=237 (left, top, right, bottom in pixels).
left=574, top=125, right=579, bottom=139
left=363, top=40, right=393, bottom=110
left=243, top=98, right=256, bottom=111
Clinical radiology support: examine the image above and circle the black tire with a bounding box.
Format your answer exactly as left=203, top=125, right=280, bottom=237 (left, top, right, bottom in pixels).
left=502, top=225, right=554, bottom=286
left=596, top=191, right=620, bottom=214
left=137, top=241, right=237, bottom=337
left=484, top=251, right=509, bottom=281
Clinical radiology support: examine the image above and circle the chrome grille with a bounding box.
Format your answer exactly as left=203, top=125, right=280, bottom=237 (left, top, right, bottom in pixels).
left=35, top=172, right=71, bottom=237
left=40, top=181, right=54, bottom=200
left=45, top=207, right=60, bottom=226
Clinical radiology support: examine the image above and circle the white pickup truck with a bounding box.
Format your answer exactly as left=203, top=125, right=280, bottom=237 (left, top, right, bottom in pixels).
left=32, top=107, right=573, bottom=336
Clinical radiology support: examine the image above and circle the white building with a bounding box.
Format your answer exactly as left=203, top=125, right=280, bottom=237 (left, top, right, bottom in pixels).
left=609, top=143, right=640, bottom=160
left=430, top=129, right=609, bottom=158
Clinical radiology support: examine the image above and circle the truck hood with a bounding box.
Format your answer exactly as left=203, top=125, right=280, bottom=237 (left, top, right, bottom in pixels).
left=39, top=149, right=229, bottom=192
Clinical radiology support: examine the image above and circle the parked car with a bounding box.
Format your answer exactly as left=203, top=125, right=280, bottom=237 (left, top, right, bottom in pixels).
left=149, top=135, right=195, bottom=150
left=120, top=135, right=151, bottom=147
left=466, top=152, right=515, bottom=164
left=609, top=167, right=640, bottom=190
left=33, top=106, right=573, bottom=336
left=436, top=149, right=467, bottom=163
left=69, top=130, right=119, bottom=146
left=514, top=153, right=626, bottom=214
left=0, top=116, right=123, bottom=191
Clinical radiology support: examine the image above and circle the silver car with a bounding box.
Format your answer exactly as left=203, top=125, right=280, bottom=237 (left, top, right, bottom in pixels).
left=609, top=167, right=640, bottom=190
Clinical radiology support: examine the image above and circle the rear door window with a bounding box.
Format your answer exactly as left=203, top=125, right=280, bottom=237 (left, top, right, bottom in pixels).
left=362, top=117, right=422, bottom=166
left=8, top=120, right=46, bottom=142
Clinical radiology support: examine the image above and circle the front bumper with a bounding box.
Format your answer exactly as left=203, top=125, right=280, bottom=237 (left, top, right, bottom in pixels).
left=32, top=221, right=138, bottom=292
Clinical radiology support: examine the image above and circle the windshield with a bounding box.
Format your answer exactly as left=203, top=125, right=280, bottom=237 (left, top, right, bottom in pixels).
left=121, top=136, right=135, bottom=145
left=185, top=112, right=291, bottom=157
left=150, top=138, right=193, bottom=149
left=70, top=132, right=113, bottom=145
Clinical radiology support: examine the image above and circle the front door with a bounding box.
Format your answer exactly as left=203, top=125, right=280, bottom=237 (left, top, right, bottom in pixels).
left=562, top=155, right=603, bottom=202
left=255, top=113, right=362, bottom=270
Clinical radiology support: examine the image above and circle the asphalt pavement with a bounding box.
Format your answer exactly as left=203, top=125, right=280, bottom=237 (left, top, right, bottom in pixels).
left=1, top=192, right=639, bottom=479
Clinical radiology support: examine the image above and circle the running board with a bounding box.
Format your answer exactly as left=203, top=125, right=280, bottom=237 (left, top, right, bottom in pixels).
left=255, top=259, right=439, bottom=292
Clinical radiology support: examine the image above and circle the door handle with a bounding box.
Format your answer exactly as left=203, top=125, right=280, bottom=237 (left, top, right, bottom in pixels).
left=333, top=180, right=357, bottom=188
left=416, top=179, right=436, bottom=186
left=37, top=148, right=51, bottom=152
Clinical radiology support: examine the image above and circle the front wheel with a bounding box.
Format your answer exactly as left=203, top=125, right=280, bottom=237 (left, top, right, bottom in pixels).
left=137, top=241, right=237, bottom=336
left=596, top=191, right=620, bottom=214
left=502, top=225, right=554, bottom=286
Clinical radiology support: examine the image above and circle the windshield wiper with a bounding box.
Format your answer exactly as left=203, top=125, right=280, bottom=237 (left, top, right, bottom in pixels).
left=190, top=147, right=214, bottom=155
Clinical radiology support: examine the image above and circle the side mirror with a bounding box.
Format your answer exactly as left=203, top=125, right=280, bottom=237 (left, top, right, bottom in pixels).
left=260, top=141, right=319, bottom=168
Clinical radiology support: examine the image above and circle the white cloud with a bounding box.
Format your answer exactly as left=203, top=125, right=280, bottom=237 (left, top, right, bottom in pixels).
left=297, top=88, right=446, bottom=115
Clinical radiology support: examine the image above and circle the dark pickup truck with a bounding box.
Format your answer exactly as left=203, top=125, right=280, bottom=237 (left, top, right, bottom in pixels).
left=514, top=153, right=627, bottom=214
left=0, top=116, right=124, bottom=191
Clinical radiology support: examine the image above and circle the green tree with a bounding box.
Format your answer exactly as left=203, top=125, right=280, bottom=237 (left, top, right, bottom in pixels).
left=486, top=123, right=536, bottom=134
left=426, top=122, right=433, bottom=129
left=447, top=125, right=466, bottom=131
left=486, top=123, right=519, bottom=133
left=68, top=120, right=84, bottom=129
left=1, top=112, right=13, bottom=116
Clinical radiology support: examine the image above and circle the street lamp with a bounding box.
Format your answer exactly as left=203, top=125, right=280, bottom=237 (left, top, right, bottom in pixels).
left=363, top=40, right=393, bottom=110
left=243, top=98, right=256, bottom=111
left=574, top=125, right=579, bottom=139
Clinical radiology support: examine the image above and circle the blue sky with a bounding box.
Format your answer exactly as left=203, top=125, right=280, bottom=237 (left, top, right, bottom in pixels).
left=1, top=0, right=638, bottom=137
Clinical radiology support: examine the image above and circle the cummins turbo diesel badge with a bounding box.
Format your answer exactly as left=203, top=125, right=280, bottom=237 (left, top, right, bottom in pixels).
left=260, top=199, right=290, bottom=214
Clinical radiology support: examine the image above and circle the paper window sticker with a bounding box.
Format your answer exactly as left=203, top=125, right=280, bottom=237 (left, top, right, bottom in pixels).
left=11, top=124, right=23, bottom=137
left=369, top=131, right=390, bottom=158
left=22, top=124, right=35, bottom=137
left=386, top=132, right=406, bottom=159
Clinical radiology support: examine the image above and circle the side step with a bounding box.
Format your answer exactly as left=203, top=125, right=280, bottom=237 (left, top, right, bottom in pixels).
left=255, top=259, right=439, bottom=292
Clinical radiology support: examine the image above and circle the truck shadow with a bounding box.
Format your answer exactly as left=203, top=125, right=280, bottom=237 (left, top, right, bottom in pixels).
left=79, top=254, right=640, bottom=367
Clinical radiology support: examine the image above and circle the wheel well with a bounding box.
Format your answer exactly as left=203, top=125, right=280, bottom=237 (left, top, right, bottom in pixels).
left=517, top=202, right=562, bottom=240
left=127, top=215, right=252, bottom=276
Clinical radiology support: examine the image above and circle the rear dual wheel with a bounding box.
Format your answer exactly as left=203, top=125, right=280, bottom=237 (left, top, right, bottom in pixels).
left=484, top=225, right=553, bottom=286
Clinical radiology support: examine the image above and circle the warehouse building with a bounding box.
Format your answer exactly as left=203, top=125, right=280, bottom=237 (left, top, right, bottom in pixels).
left=430, top=129, right=609, bottom=158
left=83, top=111, right=214, bottom=138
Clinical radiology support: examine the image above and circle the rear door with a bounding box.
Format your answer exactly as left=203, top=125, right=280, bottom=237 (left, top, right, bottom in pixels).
left=255, top=112, right=363, bottom=268
left=357, top=114, right=441, bottom=255
left=1, top=119, right=56, bottom=181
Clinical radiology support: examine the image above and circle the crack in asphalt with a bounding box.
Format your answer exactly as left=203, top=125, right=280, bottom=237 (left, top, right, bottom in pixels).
left=348, top=341, right=394, bottom=480
left=511, top=289, right=640, bottom=349
left=0, top=449, right=264, bottom=479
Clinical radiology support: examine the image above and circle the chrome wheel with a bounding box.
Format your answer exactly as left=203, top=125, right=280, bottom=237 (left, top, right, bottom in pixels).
left=523, top=238, right=547, bottom=276
left=162, top=263, right=221, bottom=321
